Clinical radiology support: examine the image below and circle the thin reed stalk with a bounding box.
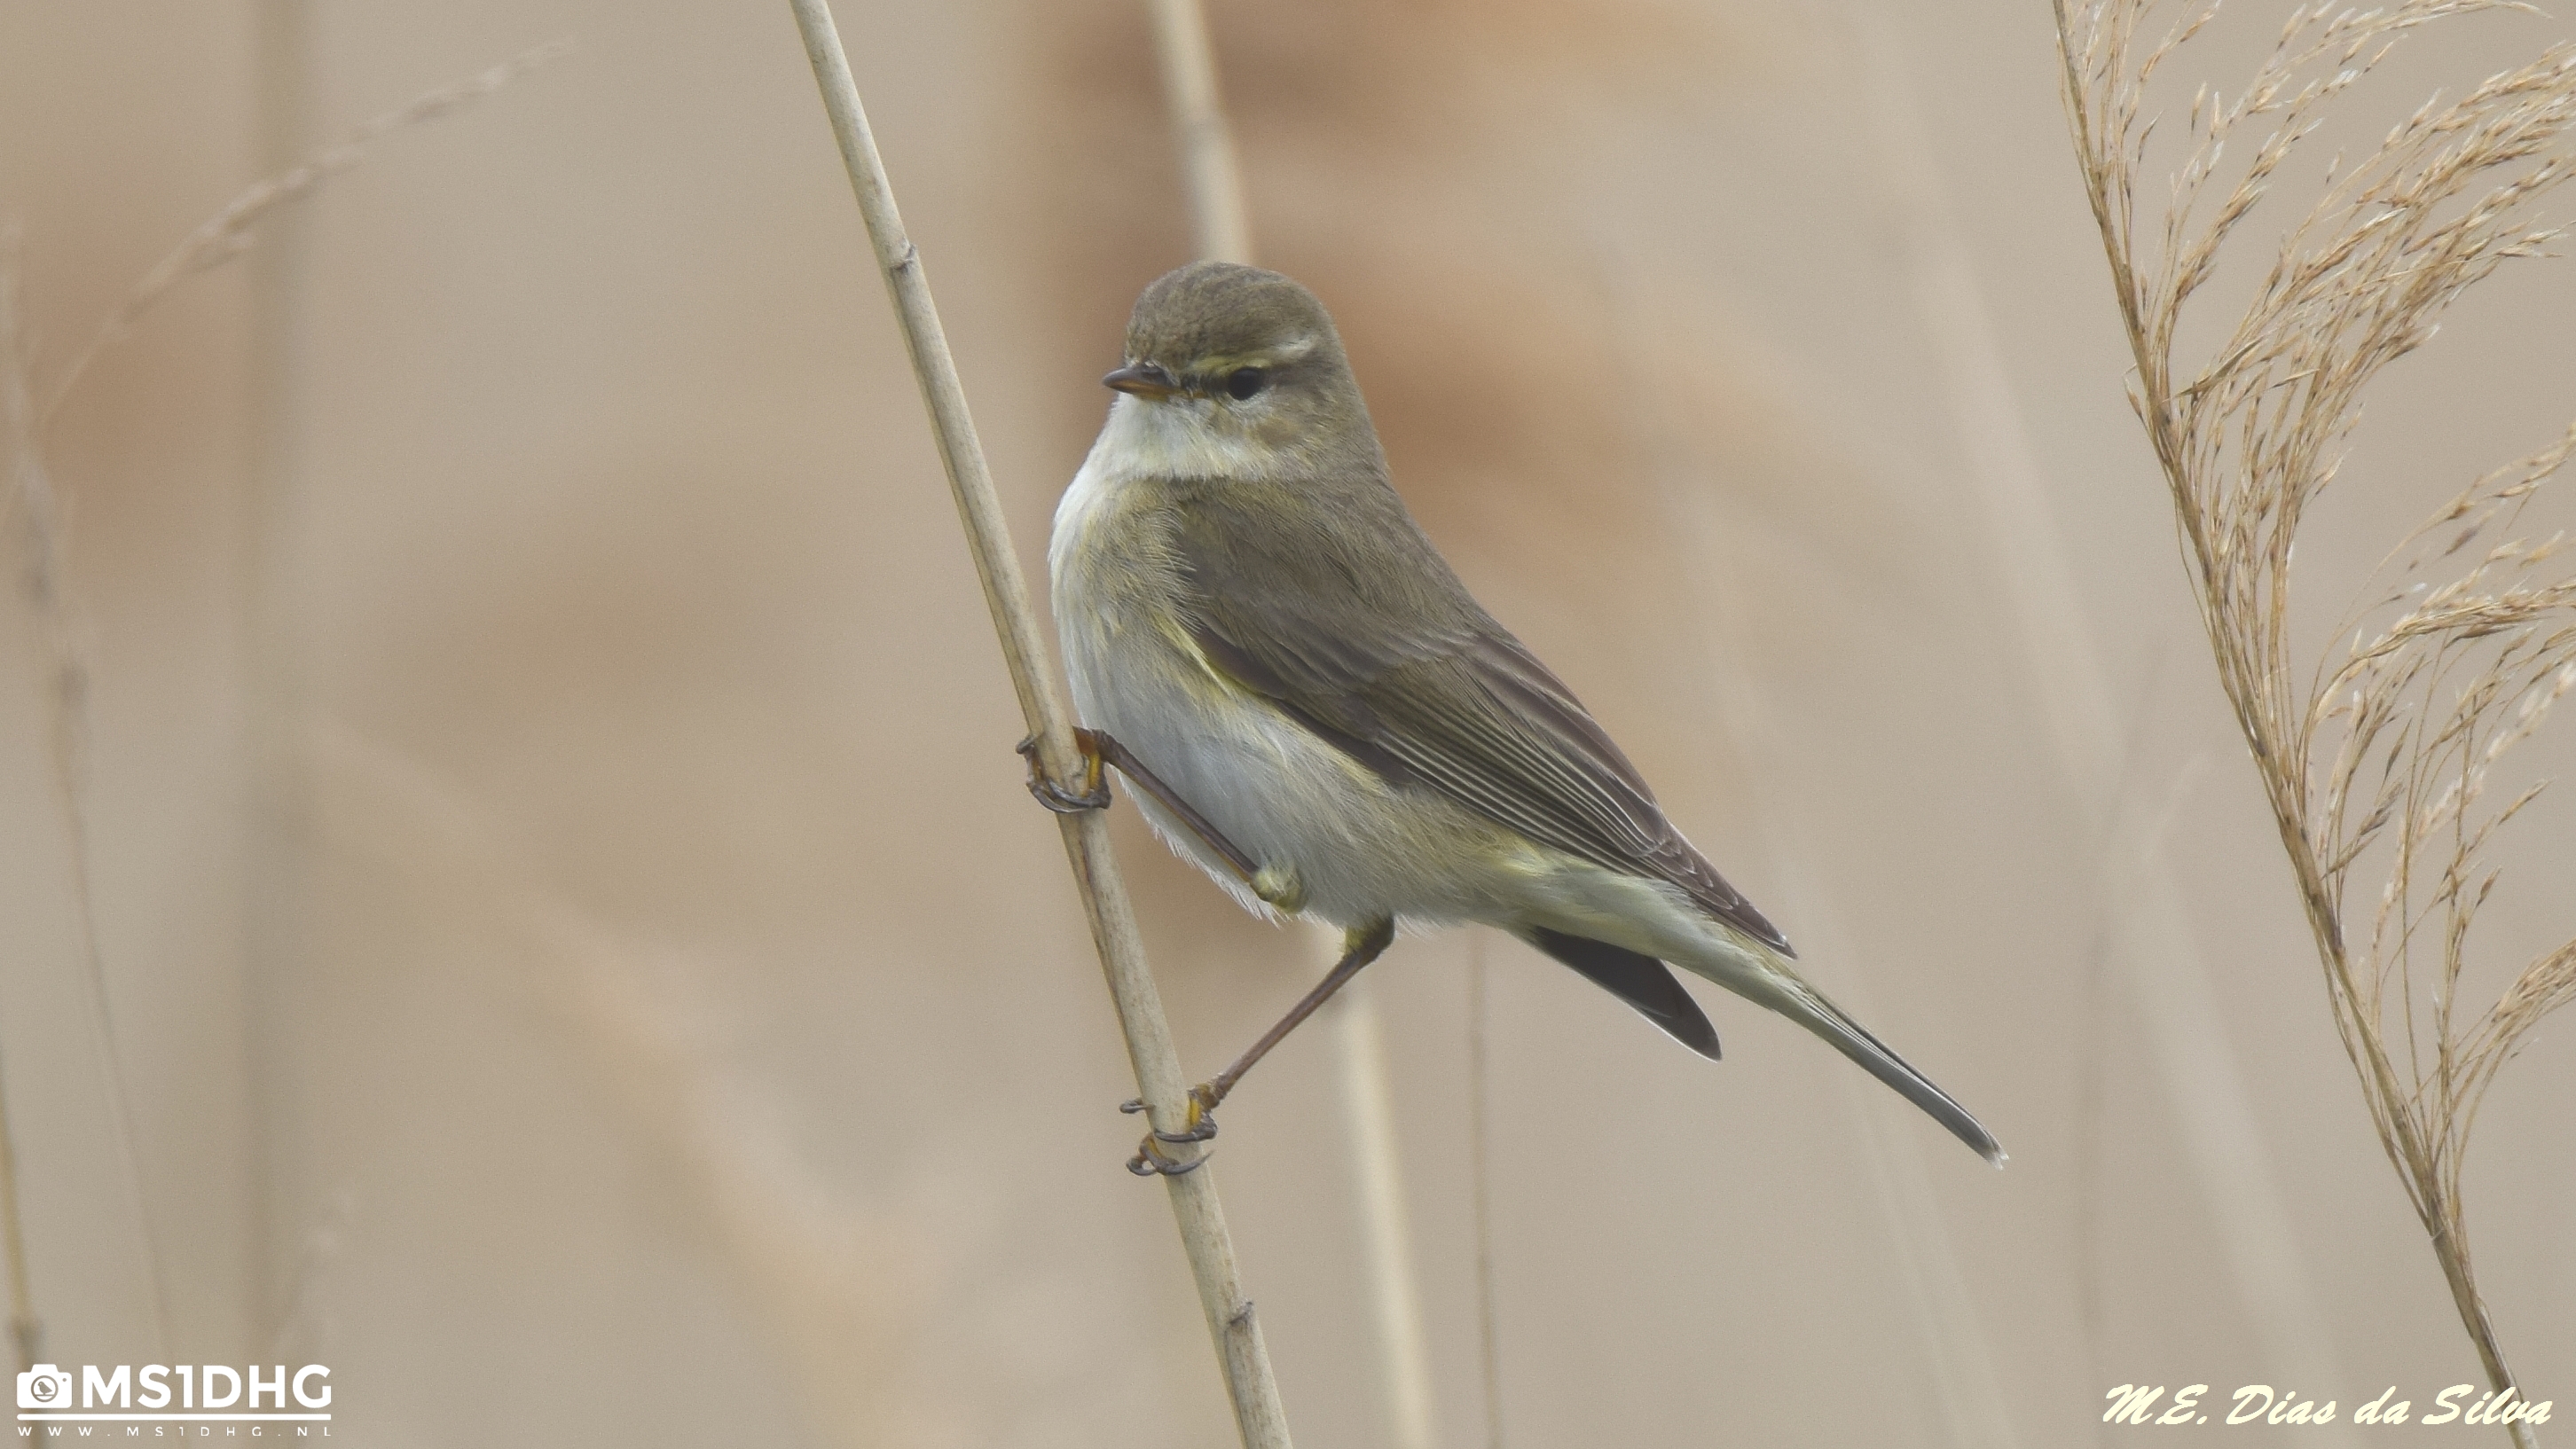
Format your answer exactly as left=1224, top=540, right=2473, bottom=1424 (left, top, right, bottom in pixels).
left=2, top=221, right=171, bottom=1361
left=1146, top=0, right=1254, bottom=267
left=1836, top=12, right=2355, bottom=1409
left=0, top=1040, right=34, bottom=1378
left=243, top=0, right=315, bottom=1358
left=1, top=236, right=48, bottom=1380
left=1465, top=944, right=1504, bottom=1449
left=4, top=43, right=569, bottom=1369
left=308, top=721, right=907, bottom=1447
left=39, top=43, right=571, bottom=427
left=1333, top=985, right=1438, bottom=1449
left=2055, top=4, right=2576, bottom=1441
left=783, top=5, right=1291, bottom=1445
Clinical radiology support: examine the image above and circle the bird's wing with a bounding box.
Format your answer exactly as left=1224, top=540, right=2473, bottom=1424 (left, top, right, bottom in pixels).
left=1166, top=482, right=1791, bottom=955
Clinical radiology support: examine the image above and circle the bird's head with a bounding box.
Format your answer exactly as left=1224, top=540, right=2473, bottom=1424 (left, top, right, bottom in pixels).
left=1101, top=262, right=1376, bottom=478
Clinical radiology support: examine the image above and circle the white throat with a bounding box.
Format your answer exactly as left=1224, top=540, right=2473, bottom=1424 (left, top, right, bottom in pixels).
left=1053, top=394, right=1276, bottom=565
left=1089, top=393, right=1270, bottom=482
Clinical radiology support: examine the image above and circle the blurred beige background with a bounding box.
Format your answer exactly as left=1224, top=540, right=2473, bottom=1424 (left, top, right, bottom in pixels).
left=3, top=1, right=2570, bottom=1445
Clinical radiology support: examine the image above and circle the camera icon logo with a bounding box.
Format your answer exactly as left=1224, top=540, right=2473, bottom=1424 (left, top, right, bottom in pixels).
left=17, top=1364, right=72, bottom=1409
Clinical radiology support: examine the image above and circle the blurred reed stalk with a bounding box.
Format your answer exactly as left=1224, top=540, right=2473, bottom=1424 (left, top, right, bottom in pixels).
left=1136, top=5, right=1441, bottom=1445
left=308, top=722, right=909, bottom=1447
left=1465, top=945, right=1503, bottom=1449
left=782, top=4, right=1291, bottom=1445
left=2055, top=4, right=2576, bottom=1440
left=1146, top=0, right=1253, bottom=267
left=1333, top=989, right=1441, bottom=1449
left=0, top=233, right=43, bottom=1380
left=2, top=42, right=562, bottom=1373
left=0, top=1040, right=31, bottom=1375
left=4, top=215, right=171, bottom=1363
left=1836, top=10, right=2357, bottom=1415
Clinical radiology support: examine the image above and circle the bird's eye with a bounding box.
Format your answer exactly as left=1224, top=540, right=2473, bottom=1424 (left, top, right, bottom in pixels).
left=1224, top=367, right=1268, bottom=401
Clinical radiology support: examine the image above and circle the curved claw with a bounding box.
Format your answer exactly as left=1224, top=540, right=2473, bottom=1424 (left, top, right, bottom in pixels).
left=1117, top=1085, right=1221, bottom=1173
left=1154, top=1085, right=1221, bottom=1142
left=1127, top=1135, right=1209, bottom=1176
left=1017, top=732, right=1109, bottom=814
left=1117, top=1088, right=1221, bottom=1142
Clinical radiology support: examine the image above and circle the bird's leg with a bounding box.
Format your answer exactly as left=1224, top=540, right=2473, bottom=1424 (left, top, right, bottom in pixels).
left=1195, top=915, right=1396, bottom=1113
left=1088, top=731, right=1265, bottom=883
left=1016, top=730, right=1268, bottom=889
left=1125, top=915, right=1396, bottom=1176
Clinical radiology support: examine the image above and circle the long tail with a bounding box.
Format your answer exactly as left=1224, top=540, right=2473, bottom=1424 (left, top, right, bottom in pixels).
left=1773, top=974, right=2004, bottom=1165
left=1685, top=944, right=2002, bottom=1165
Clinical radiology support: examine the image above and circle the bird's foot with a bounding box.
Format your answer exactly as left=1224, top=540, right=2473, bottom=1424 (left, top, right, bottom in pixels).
left=1017, top=729, right=1110, bottom=813
left=1127, top=1137, right=1202, bottom=1176
left=1119, top=1085, right=1221, bottom=1176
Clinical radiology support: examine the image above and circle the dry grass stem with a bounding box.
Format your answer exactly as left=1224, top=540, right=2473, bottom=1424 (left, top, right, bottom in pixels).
left=1839, top=13, right=2353, bottom=1404
left=1, top=238, right=48, bottom=1381
left=39, top=40, right=572, bottom=424
left=1333, top=986, right=1438, bottom=1449
left=1147, top=0, right=1254, bottom=266
left=309, top=723, right=914, bottom=1446
left=1466, top=944, right=1504, bottom=1449
left=783, top=4, right=1291, bottom=1444
left=3, top=41, right=569, bottom=1369
left=0, top=1039, right=34, bottom=1378
left=2055, top=3, right=2576, bottom=1437
left=2, top=222, right=169, bottom=1360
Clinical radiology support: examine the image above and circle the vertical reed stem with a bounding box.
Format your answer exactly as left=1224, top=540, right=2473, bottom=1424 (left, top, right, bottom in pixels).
left=0, top=234, right=43, bottom=1388
left=1467, top=944, right=1504, bottom=1449
left=0, top=1043, right=35, bottom=1378
left=783, top=5, right=1290, bottom=1445
left=1333, top=986, right=1438, bottom=1449
left=1145, top=0, right=1254, bottom=266
left=3, top=226, right=170, bottom=1363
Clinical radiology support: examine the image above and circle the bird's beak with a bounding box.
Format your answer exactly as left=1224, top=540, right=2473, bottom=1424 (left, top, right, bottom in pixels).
left=1103, top=362, right=1180, bottom=400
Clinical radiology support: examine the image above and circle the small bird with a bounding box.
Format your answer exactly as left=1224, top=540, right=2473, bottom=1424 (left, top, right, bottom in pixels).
left=1042, top=261, right=2001, bottom=1172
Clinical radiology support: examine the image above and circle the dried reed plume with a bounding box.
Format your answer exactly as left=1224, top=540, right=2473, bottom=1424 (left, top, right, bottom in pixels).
left=2054, top=2, right=2576, bottom=1437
